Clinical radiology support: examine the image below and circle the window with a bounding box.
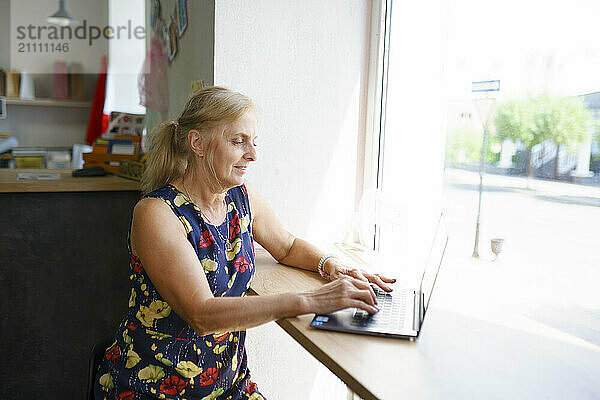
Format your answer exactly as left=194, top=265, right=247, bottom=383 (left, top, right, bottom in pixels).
left=354, top=0, right=448, bottom=281
left=369, top=0, right=600, bottom=343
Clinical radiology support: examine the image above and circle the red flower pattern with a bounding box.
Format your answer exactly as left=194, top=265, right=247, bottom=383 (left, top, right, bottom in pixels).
left=97, top=187, right=258, bottom=397
left=118, top=391, right=135, bottom=400
left=105, top=344, right=120, bottom=360
left=214, top=332, right=229, bottom=343
left=198, top=229, right=215, bottom=248
left=130, top=253, right=143, bottom=274
left=246, top=379, right=258, bottom=393
left=233, top=256, right=250, bottom=273
left=229, top=213, right=241, bottom=239
left=159, top=375, right=188, bottom=395
left=197, top=367, right=219, bottom=386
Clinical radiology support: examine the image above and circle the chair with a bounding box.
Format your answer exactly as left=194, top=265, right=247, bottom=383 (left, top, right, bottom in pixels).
left=86, top=336, right=114, bottom=400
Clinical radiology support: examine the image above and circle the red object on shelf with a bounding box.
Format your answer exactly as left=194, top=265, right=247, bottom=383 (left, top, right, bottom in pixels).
left=85, top=55, right=108, bottom=145
left=101, top=113, right=109, bottom=135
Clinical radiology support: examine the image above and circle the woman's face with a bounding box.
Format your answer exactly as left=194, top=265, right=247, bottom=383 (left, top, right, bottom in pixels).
left=210, top=111, right=258, bottom=189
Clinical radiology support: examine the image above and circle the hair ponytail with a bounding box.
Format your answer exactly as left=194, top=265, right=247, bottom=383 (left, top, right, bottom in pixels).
left=141, top=86, right=255, bottom=194
left=141, top=121, right=186, bottom=194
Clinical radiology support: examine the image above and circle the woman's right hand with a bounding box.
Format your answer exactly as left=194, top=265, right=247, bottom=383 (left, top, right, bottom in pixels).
left=302, top=276, right=379, bottom=315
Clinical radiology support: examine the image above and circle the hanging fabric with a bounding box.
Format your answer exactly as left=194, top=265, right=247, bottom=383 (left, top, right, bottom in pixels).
left=85, top=55, right=108, bottom=145
left=138, top=30, right=169, bottom=113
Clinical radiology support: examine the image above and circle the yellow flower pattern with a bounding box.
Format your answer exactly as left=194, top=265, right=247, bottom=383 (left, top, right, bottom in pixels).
left=213, top=343, right=227, bottom=354
left=99, top=373, right=114, bottom=391
left=225, top=238, right=242, bottom=261
left=122, top=329, right=132, bottom=345
left=201, top=257, right=218, bottom=272
left=228, top=272, right=237, bottom=289
left=128, top=288, right=136, bottom=307
left=174, top=193, right=189, bottom=207
left=125, top=348, right=141, bottom=368
left=154, top=352, right=174, bottom=367
left=94, top=184, right=262, bottom=399
left=138, top=364, right=165, bottom=381
left=178, top=215, right=193, bottom=234
left=175, top=360, right=203, bottom=378
left=146, top=329, right=172, bottom=340
left=136, top=300, right=171, bottom=327
left=201, top=387, right=224, bottom=400
left=241, top=213, right=251, bottom=233
left=232, top=353, right=238, bottom=372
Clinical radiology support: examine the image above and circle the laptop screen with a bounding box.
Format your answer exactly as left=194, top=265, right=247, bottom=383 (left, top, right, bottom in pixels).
left=418, top=213, right=449, bottom=319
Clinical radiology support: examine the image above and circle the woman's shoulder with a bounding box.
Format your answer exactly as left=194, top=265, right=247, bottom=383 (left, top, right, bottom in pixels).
left=131, top=196, right=188, bottom=246
left=143, top=183, right=178, bottom=200
left=134, top=196, right=176, bottom=222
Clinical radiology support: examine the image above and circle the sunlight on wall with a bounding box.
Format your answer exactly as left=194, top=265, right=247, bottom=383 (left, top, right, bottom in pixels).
left=214, top=2, right=372, bottom=398
left=305, top=77, right=362, bottom=246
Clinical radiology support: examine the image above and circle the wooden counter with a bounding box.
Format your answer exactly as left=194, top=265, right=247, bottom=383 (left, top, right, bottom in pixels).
left=0, top=172, right=140, bottom=399
left=0, top=168, right=139, bottom=192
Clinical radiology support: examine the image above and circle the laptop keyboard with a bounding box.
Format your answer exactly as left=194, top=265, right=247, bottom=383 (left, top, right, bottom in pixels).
left=351, top=287, right=408, bottom=330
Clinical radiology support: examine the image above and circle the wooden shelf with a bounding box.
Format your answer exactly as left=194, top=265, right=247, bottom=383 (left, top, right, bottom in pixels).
left=4, top=97, right=91, bottom=108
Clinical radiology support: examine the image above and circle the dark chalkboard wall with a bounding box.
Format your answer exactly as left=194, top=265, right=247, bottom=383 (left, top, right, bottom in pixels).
left=0, top=190, right=140, bottom=399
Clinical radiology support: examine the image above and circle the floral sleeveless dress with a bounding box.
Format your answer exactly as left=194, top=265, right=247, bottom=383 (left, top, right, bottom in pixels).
left=94, top=184, right=264, bottom=400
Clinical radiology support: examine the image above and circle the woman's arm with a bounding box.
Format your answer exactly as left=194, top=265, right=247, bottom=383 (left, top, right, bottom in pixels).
left=130, top=198, right=378, bottom=337
left=246, top=183, right=395, bottom=291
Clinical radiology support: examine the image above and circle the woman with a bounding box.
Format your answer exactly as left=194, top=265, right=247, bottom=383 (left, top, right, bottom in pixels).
left=94, top=86, right=395, bottom=399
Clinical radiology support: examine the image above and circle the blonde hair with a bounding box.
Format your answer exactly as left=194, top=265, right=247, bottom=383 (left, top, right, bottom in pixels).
left=141, top=86, right=255, bottom=194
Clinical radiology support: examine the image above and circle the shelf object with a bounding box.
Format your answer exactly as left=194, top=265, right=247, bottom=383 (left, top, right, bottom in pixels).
left=4, top=97, right=91, bottom=108
left=83, top=152, right=140, bottom=174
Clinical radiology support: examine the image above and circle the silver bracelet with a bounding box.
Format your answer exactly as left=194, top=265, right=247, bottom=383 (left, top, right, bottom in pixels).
left=317, top=254, right=337, bottom=280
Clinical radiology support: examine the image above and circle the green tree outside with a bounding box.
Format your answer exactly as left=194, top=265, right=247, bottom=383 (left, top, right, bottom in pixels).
left=493, top=95, right=591, bottom=178
left=445, top=126, right=500, bottom=166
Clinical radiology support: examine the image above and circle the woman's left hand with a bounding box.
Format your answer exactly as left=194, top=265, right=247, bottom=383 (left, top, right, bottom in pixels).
left=325, top=259, right=396, bottom=292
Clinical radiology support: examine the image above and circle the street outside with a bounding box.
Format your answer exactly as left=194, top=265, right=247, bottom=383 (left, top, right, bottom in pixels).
left=437, top=168, right=600, bottom=347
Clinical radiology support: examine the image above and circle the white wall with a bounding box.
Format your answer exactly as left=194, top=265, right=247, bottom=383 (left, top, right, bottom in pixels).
left=214, top=1, right=373, bottom=398
left=215, top=0, right=372, bottom=246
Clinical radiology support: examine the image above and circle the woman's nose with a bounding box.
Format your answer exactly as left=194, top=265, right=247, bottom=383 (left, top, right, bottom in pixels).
left=245, top=143, right=257, bottom=161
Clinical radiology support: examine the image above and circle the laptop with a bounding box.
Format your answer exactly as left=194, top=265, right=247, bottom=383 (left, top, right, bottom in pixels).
left=310, top=213, right=448, bottom=339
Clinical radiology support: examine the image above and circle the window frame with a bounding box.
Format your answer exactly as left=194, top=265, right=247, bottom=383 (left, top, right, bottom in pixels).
left=359, top=0, right=392, bottom=250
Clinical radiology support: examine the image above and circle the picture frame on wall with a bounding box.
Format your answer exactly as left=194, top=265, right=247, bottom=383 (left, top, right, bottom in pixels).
left=151, top=0, right=161, bottom=31
left=177, top=0, right=187, bottom=37
left=168, top=20, right=178, bottom=63
left=161, top=22, right=169, bottom=56
left=0, top=97, right=6, bottom=120
left=172, top=4, right=179, bottom=36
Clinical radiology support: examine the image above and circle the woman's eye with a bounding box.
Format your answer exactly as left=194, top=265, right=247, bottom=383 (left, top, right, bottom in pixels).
left=233, top=140, right=243, bottom=145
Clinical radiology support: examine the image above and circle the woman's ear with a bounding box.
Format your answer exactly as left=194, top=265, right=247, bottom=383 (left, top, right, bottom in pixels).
left=188, top=129, right=205, bottom=157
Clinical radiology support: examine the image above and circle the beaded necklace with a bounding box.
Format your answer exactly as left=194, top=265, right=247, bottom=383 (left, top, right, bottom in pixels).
left=182, top=176, right=233, bottom=252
